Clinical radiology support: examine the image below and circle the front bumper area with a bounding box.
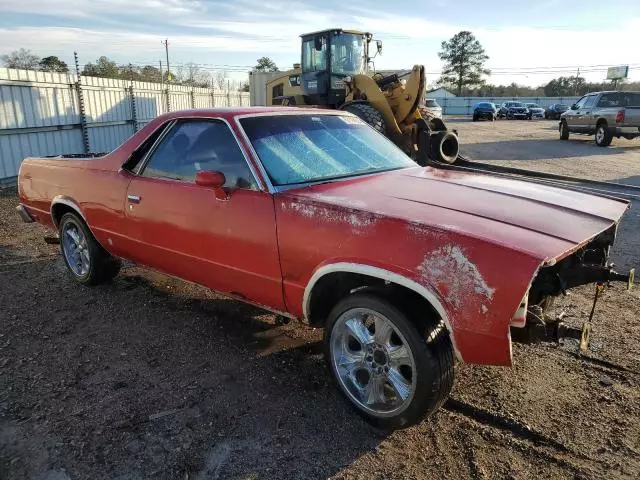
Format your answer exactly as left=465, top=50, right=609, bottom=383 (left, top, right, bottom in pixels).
left=16, top=204, right=35, bottom=223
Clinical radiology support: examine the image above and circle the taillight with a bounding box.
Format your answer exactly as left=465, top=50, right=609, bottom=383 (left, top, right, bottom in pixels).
left=616, top=109, right=625, bottom=124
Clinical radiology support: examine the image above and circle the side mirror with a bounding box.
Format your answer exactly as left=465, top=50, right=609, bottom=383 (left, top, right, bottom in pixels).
left=195, top=170, right=228, bottom=200
left=570, top=104, right=578, bottom=110
left=376, top=40, right=383, bottom=54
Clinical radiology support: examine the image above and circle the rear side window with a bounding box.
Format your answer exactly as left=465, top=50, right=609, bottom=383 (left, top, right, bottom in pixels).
left=123, top=121, right=171, bottom=172
left=597, top=92, right=640, bottom=108
left=141, top=120, right=257, bottom=189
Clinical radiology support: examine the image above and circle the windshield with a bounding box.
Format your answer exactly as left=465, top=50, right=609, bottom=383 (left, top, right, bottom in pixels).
left=240, top=114, right=414, bottom=186
left=330, top=33, right=366, bottom=75
left=507, top=102, right=525, bottom=107
left=557, top=104, right=568, bottom=110
left=526, top=103, right=540, bottom=108
left=476, top=103, right=492, bottom=108
left=425, top=99, right=439, bottom=108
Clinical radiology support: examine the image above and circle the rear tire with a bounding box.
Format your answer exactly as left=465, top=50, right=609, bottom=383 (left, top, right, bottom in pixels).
left=59, top=212, right=121, bottom=285
left=324, top=293, right=454, bottom=430
left=560, top=120, right=570, bottom=140
left=595, top=122, right=613, bottom=147
left=340, top=102, right=386, bottom=133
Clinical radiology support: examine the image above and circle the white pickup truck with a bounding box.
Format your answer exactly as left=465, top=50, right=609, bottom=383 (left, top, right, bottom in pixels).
left=559, top=91, right=640, bottom=146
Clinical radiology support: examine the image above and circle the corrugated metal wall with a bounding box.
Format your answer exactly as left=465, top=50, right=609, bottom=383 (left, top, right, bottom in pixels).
left=0, top=68, right=250, bottom=182
left=433, top=96, right=581, bottom=115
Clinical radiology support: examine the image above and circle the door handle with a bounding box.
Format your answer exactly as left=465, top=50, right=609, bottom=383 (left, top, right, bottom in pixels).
left=127, top=194, right=141, bottom=203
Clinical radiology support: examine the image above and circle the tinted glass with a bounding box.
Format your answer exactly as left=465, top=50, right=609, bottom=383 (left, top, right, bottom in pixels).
left=574, top=96, right=589, bottom=109
left=476, top=103, right=492, bottom=108
left=240, top=114, right=415, bottom=186
left=330, top=33, right=366, bottom=75
left=302, top=36, right=327, bottom=73
left=142, top=120, right=257, bottom=189
left=597, top=92, right=640, bottom=107
left=583, top=96, right=597, bottom=108
left=507, top=102, right=525, bottom=107
left=557, top=104, right=568, bottom=110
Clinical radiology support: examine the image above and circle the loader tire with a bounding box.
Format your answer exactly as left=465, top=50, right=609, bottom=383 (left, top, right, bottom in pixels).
left=340, top=102, right=386, bottom=133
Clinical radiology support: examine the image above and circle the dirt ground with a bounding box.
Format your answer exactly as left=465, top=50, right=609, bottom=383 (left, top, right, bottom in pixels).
left=1, top=119, right=640, bottom=480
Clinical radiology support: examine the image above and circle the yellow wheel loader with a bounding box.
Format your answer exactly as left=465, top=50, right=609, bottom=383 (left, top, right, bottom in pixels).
left=266, top=28, right=459, bottom=164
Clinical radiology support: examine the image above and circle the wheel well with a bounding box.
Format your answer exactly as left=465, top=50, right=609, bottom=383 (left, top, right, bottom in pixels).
left=307, top=271, right=442, bottom=329
left=596, top=118, right=607, bottom=127
left=51, top=203, right=80, bottom=228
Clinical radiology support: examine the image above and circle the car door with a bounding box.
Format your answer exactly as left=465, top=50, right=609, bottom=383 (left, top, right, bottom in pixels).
left=565, top=95, right=588, bottom=130
left=581, top=94, right=599, bottom=132
left=122, top=118, right=285, bottom=310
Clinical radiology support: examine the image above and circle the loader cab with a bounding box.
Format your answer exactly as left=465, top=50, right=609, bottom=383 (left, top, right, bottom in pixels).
left=300, top=29, right=375, bottom=107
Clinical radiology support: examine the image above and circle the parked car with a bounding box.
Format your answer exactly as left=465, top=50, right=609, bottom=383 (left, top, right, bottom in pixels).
left=559, top=91, right=640, bottom=146
left=423, top=98, right=442, bottom=118
left=545, top=103, right=569, bottom=120
left=17, top=107, right=630, bottom=429
left=525, top=103, right=544, bottom=119
left=499, top=101, right=531, bottom=120
left=472, top=102, right=497, bottom=121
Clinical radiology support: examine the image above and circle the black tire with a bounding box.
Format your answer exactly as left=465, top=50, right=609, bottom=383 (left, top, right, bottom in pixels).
left=472, top=115, right=477, bottom=122
left=59, top=212, right=121, bottom=285
left=340, top=102, right=385, bottom=133
left=595, top=121, right=613, bottom=147
left=559, top=120, right=569, bottom=140
left=324, top=293, right=454, bottom=430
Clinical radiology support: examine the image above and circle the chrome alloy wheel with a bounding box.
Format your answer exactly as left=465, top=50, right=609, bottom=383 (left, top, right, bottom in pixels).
left=596, top=126, right=605, bottom=144
left=62, top=220, right=90, bottom=277
left=330, top=308, right=417, bottom=417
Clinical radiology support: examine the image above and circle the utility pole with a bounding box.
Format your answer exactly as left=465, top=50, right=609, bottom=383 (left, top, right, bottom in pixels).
left=162, top=39, right=170, bottom=83
left=574, top=67, right=580, bottom=95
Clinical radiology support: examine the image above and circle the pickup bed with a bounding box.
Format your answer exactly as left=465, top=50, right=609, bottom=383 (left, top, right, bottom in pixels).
left=16, top=107, right=633, bottom=429
left=560, top=91, right=640, bottom=146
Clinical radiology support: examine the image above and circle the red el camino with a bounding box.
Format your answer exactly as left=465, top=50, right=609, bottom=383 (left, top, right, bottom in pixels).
left=16, top=107, right=629, bottom=428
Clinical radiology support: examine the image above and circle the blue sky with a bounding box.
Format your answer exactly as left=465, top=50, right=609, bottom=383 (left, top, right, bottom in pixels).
left=0, top=0, right=638, bottom=86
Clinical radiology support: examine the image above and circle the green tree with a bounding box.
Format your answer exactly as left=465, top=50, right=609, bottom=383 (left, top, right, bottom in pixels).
left=140, top=65, right=162, bottom=83
left=544, top=76, right=588, bottom=96
left=82, top=56, right=119, bottom=79
left=39, top=56, right=69, bottom=73
left=1, top=48, right=40, bottom=70
left=438, top=31, right=490, bottom=96
left=254, top=56, right=278, bottom=73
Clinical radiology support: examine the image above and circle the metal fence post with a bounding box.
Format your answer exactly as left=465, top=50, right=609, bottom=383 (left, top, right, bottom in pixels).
left=74, top=52, right=90, bottom=153
left=211, top=89, right=215, bottom=108
left=129, top=85, right=138, bottom=133
left=190, top=89, right=196, bottom=109
left=166, top=85, right=171, bottom=112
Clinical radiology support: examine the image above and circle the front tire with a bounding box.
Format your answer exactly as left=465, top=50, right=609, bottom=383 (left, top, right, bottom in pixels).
left=59, top=212, right=121, bottom=285
left=324, top=293, right=454, bottom=429
left=560, top=120, right=570, bottom=140
left=595, top=122, right=613, bottom=147
left=340, top=102, right=386, bottom=133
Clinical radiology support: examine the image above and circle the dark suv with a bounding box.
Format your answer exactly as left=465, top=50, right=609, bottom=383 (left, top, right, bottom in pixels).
left=545, top=103, right=569, bottom=120
left=499, top=101, right=531, bottom=120
left=473, top=102, right=497, bottom=121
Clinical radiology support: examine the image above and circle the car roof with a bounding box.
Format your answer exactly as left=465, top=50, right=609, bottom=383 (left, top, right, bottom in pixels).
left=153, top=107, right=348, bottom=122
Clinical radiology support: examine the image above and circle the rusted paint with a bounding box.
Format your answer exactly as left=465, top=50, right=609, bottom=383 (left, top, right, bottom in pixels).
left=417, top=244, right=495, bottom=313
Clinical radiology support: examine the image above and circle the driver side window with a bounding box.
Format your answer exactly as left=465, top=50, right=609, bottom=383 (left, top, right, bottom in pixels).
left=140, top=119, right=257, bottom=190
left=574, top=96, right=588, bottom=109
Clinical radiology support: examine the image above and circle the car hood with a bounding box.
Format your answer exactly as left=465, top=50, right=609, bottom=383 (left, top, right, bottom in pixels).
left=285, top=166, right=629, bottom=263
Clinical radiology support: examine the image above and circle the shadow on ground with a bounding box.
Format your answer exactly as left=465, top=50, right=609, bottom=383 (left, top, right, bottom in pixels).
left=0, top=251, right=387, bottom=479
